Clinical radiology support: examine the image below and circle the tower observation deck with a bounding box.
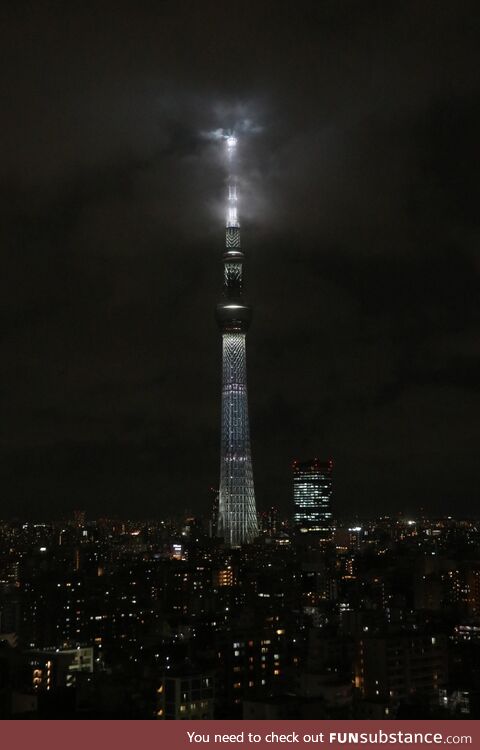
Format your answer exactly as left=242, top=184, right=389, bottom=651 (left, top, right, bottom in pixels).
left=215, top=135, right=259, bottom=547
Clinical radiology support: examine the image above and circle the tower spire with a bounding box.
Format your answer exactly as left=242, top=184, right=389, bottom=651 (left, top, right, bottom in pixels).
left=215, top=133, right=258, bottom=547
left=226, top=135, right=239, bottom=229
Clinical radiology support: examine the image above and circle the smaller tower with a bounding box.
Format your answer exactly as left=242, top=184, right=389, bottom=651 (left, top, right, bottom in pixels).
left=293, top=458, right=334, bottom=539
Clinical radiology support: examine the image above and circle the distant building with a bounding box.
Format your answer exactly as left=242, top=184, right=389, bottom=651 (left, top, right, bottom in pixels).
left=72, top=510, right=86, bottom=528
left=27, top=646, right=93, bottom=691
left=261, top=507, right=280, bottom=537
left=243, top=673, right=352, bottom=719
left=215, top=567, right=235, bottom=587
left=156, top=666, right=214, bottom=719
left=213, top=625, right=296, bottom=717
left=414, top=573, right=444, bottom=611
left=355, top=633, right=448, bottom=704
left=293, top=459, right=333, bottom=537
left=0, top=596, right=20, bottom=635
left=466, top=566, right=480, bottom=614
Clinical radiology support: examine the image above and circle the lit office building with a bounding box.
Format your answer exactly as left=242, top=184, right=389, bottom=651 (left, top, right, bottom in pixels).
left=293, top=458, right=333, bottom=538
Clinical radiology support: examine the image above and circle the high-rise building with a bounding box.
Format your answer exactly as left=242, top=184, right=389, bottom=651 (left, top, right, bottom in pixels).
left=156, top=667, right=214, bottom=719
left=293, top=458, right=334, bottom=537
left=355, top=633, right=448, bottom=704
left=215, top=135, right=258, bottom=547
left=261, top=506, right=280, bottom=537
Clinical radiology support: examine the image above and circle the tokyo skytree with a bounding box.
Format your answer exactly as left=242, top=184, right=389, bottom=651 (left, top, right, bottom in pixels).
left=215, top=134, right=259, bottom=547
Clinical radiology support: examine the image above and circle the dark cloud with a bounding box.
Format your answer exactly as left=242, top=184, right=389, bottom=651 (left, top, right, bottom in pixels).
left=0, top=0, right=479, bottom=519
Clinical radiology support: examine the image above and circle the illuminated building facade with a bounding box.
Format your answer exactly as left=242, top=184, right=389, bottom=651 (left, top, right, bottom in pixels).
left=293, top=458, right=333, bottom=537
left=215, top=135, right=258, bottom=547
left=157, top=669, right=214, bottom=719
left=355, top=634, right=448, bottom=703
left=215, top=627, right=292, bottom=716
left=28, top=647, right=93, bottom=691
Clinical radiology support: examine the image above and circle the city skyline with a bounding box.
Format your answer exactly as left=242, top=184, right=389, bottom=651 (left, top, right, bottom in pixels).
left=1, top=1, right=479, bottom=521
left=1, top=0, right=480, bottom=726
left=1, top=509, right=479, bottom=718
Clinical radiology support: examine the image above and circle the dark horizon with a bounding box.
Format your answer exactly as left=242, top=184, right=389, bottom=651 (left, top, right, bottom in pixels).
left=1, top=1, right=479, bottom=521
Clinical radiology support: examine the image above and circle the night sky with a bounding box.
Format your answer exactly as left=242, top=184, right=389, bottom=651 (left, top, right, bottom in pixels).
left=1, top=1, right=479, bottom=521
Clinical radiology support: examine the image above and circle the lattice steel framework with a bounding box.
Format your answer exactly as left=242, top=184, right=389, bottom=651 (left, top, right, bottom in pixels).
left=218, top=333, right=257, bottom=546
left=215, top=134, right=259, bottom=547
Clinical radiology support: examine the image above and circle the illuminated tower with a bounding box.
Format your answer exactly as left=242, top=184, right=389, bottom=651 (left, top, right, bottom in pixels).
left=215, top=134, right=258, bottom=547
